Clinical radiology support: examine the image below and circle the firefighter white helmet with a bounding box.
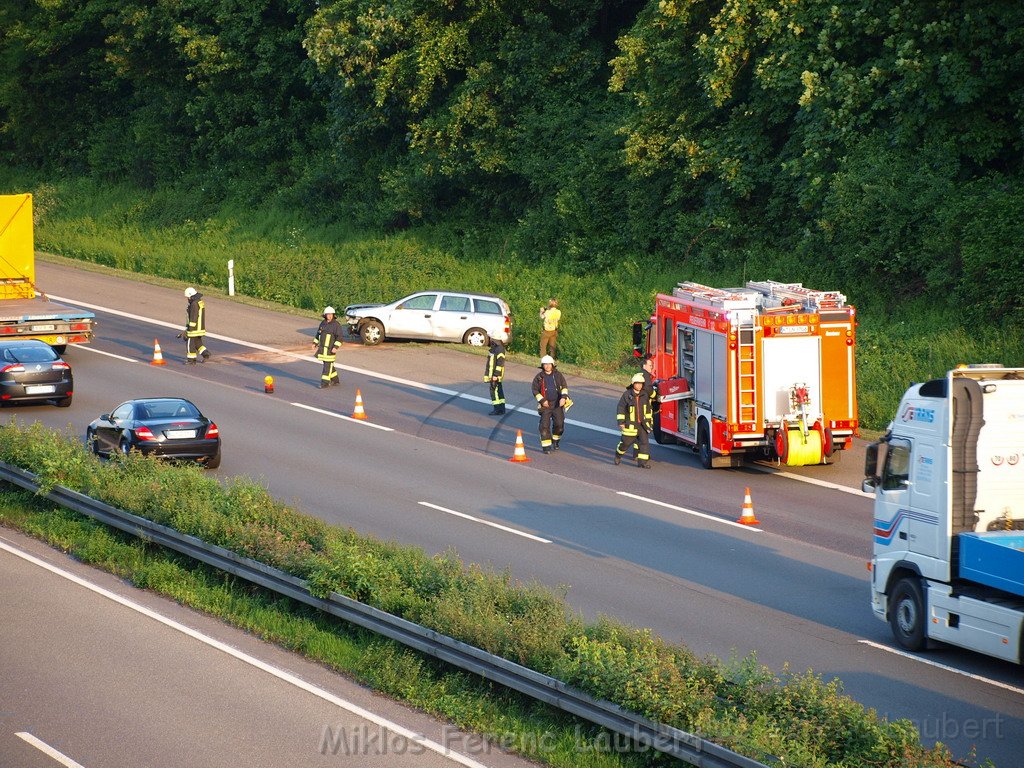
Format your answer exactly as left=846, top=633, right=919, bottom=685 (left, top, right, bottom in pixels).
left=631, top=373, right=646, bottom=385
left=323, top=306, right=336, bottom=316
left=540, top=355, right=555, bottom=366
left=184, top=287, right=197, bottom=298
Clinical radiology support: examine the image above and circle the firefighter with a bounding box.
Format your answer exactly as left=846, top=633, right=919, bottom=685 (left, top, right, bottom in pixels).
left=641, top=354, right=660, bottom=412
left=181, top=287, right=210, bottom=364
left=485, top=330, right=508, bottom=415
left=538, top=298, right=561, bottom=357
left=531, top=355, right=569, bottom=453
left=616, top=373, right=654, bottom=468
left=313, top=306, right=344, bottom=388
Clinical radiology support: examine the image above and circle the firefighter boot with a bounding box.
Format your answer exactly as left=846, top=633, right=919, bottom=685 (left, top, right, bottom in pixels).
left=614, top=452, right=621, bottom=465
left=201, top=349, right=211, bottom=361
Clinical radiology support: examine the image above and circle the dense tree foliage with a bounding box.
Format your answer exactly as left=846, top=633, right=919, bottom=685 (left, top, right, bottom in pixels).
left=1, top=0, right=1022, bottom=315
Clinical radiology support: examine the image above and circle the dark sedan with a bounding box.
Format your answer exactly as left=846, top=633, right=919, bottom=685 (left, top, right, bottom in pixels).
left=87, top=397, right=221, bottom=468
left=0, top=339, right=73, bottom=407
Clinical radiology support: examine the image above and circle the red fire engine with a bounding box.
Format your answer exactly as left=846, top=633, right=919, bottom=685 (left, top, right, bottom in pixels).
left=645, top=280, right=858, bottom=469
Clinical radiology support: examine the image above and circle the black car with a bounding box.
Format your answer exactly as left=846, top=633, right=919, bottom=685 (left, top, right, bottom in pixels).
left=87, top=397, right=221, bottom=468
left=0, top=339, right=73, bottom=407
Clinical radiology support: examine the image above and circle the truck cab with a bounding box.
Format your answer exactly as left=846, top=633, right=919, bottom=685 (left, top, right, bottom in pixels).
left=865, top=365, right=1024, bottom=663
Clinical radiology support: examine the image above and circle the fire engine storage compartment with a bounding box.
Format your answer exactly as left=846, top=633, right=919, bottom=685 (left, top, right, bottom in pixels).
left=957, top=532, right=1024, bottom=599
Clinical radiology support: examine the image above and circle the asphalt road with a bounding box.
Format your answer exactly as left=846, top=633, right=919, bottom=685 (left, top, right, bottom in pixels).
left=3, top=258, right=1022, bottom=766
left=0, top=528, right=533, bottom=768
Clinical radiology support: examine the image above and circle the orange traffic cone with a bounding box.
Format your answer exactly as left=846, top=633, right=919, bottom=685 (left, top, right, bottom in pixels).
left=509, top=430, right=531, bottom=463
left=737, top=487, right=760, bottom=525
left=151, top=339, right=166, bottom=366
left=351, top=389, right=368, bottom=420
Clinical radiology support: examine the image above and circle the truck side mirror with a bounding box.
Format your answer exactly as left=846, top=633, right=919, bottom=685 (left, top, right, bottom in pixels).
left=864, top=442, right=880, bottom=485
left=631, top=321, right=645, bottom=357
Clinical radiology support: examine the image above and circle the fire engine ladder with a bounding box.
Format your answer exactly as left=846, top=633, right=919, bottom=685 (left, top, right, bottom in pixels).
left=737, top=317, right=757, bottom=425
left=745, top=280, right=846, bottom=312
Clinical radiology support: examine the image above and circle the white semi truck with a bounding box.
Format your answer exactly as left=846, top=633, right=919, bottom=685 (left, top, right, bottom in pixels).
left=865, top=365, right=1024, bottom=663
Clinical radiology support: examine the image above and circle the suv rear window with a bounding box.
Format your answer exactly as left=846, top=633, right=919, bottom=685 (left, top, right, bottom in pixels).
left=474, top=298, right=502, bottom=315
left=440, top=295, right=471, bottom=312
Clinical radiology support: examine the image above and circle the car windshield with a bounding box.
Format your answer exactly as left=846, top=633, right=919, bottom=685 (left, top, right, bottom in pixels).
left=141, top=400, right=201, bottom=420
left=2, top=344, right=58, bottom=363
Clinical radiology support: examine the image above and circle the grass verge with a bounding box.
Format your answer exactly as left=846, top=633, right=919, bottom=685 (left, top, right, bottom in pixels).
left=5, top=172, right=1023, bottom=429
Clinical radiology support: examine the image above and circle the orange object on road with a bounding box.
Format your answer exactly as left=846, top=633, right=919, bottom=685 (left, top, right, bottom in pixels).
left=509, top=430, right=531, bottom=463
left=151, top=339, right=166, bottom=366
left=737, top=486, right=761, bottom=525
left=352, top=389, right=368, bottom=420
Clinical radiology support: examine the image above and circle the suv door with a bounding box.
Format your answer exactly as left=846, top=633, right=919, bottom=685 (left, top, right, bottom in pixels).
left=388, top=293, right=438, bottom=339
left=431, top=294, right=474, bottom=341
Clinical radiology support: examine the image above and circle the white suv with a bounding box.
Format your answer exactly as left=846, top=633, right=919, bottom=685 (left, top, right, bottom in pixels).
left=344, top=291, right=512, bottom=347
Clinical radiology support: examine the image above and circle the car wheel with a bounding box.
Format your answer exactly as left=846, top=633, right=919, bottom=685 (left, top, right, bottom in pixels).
left=55, top=395, right=72, bottom=408
left=889, top=576, right=926, bottom=651
left=652, top=413, right=676, bottom=445
left=463, top=328, right=489, bottom=347
left=119, top=436, right=133, bottom=458
left=360, top=320, right=384, bottom=345
left=206, top=447, right=222, bottom=469
left=697, top=420, right=713, bottom=470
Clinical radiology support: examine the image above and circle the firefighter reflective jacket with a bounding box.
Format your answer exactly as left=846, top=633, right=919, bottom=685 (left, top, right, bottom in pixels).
left=484, top=341, right=506, bottom=381
left=532, top=369, right=568, bottom=408
left=617, top=387, right=654, bottom=434
left=185, top=294, right=206, bottom=337
left=315, top=318, right=344, bottom=360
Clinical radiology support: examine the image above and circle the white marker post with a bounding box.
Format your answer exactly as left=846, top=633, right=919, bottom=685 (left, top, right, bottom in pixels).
left=227, top=259, right=235, bottom=296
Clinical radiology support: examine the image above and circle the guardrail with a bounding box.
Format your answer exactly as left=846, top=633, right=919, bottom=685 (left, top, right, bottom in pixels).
left=0, top=461, right=768, bottom=768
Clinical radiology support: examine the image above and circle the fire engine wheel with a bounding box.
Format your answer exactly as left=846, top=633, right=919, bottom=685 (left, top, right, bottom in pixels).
left=889, top=577, right=926, bottom=652
left=652, top=413, right=676, bottom=445
left=697, top=421, right=713, bottom=470
left=359, top=320, right=385, bottom=345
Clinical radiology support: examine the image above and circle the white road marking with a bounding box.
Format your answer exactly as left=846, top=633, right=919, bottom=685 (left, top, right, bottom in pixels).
left=418, top=502, right=552, bottom=543
left=617, top=491, right=764, bottom=532
left=16, top=732, right=86, bottom=768
left=55, top=294, right=863, bottom=492
left=73, top=345, right=137, bottom=363
left=748, top=464, right=874, bottom=498
left=0, top=539, right=491, bottom=768
left=290, top=402, right=394, bottom=431
left=858, top=640, right=1024, bottom=695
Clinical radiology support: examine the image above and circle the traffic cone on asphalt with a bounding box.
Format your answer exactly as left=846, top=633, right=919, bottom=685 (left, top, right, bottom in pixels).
left=351, top=389, right=368, bottom=420
left=150, top=339, right=166, bottom=366
left=737, top=487, right=761, bottom=525
left=509, top=430, right=531, bottom=463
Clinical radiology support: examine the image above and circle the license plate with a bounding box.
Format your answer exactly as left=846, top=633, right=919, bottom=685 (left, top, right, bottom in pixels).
left=165, top=430, right=197, bottom=439
left=31, top=324, right=56, bottom=332
left=25, top=385, right=55, bottom=394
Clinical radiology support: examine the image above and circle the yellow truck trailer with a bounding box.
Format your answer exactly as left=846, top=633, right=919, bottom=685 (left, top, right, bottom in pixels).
left=0, top=193, right=95, bottom=352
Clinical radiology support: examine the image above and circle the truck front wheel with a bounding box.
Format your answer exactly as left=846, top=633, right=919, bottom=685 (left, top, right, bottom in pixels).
left=697, top=421, right=713, bottom=470
left=889, top=577, right=926, bottom=651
